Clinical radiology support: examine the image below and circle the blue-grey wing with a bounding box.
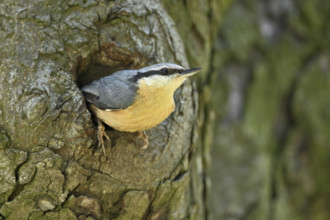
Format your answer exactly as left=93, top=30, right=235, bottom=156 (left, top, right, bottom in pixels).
left=81, top=74, right=137, bottom=110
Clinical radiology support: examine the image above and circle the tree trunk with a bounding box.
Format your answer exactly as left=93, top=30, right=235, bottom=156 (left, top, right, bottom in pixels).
left=0, top=0, right=211, bottom=219
left=207, top=0, right=330, bottom=219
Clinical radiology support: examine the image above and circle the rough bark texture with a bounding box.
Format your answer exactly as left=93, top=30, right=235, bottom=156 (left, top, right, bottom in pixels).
left=161, top=0, right=228, bottom=219
left=0, top=0, right=200, bottom=219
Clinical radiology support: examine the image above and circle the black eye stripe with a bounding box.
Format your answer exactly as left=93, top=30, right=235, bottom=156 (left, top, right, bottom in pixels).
left=129, top=68, right=183, bottom=82
left=161, top=68, right=169, bottom=75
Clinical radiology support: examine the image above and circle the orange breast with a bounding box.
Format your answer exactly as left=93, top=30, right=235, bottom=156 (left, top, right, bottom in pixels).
left=90, top=84, right=176, bottom=132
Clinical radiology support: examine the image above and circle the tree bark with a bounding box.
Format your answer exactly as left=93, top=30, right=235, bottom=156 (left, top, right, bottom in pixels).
left=0, top=0, right=205, bottom=219
left=207, top=0, right=330, bottom=219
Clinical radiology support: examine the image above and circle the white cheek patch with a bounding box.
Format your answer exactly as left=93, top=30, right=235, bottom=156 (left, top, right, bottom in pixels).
left=143, top=77, right=154, bottom=86
left=143, top=75, right=170, bottom=87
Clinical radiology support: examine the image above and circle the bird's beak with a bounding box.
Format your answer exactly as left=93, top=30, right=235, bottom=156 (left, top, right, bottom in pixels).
left=181, top=67, right=201, bottom=77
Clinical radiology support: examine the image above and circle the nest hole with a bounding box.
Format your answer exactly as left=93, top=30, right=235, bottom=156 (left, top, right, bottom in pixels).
left=75, top=44, right=147, bottom=88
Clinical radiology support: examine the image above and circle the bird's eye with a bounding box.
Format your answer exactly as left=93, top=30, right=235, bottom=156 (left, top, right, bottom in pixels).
left=161, top=68, right=169, bottom=75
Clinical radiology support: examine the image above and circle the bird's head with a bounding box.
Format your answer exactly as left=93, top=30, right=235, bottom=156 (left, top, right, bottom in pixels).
left=130, top=63, right=201, bottom=90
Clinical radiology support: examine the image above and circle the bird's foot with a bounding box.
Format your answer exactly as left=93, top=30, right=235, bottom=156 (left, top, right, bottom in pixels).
left=97, top=119, right=110, bottom=155
left=137, top=130, right=149, bottom=149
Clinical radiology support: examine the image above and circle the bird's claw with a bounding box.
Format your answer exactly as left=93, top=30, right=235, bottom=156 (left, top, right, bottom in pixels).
left=138, top=131, right=149, bottom=149
left=97, top=119, right=110, bottom=156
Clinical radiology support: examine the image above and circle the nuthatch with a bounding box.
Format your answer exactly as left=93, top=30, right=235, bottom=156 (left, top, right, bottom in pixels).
left=82, top=63, right=201, bottom=154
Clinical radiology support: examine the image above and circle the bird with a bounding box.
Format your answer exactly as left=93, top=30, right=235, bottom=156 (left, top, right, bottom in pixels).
left=81, top=63, right=201, bottom=154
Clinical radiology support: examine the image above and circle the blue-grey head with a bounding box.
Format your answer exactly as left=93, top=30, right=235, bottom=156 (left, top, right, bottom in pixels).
left=129, top=63, right=200, bottom=87
left=82, top=63, right=201, bottom=110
